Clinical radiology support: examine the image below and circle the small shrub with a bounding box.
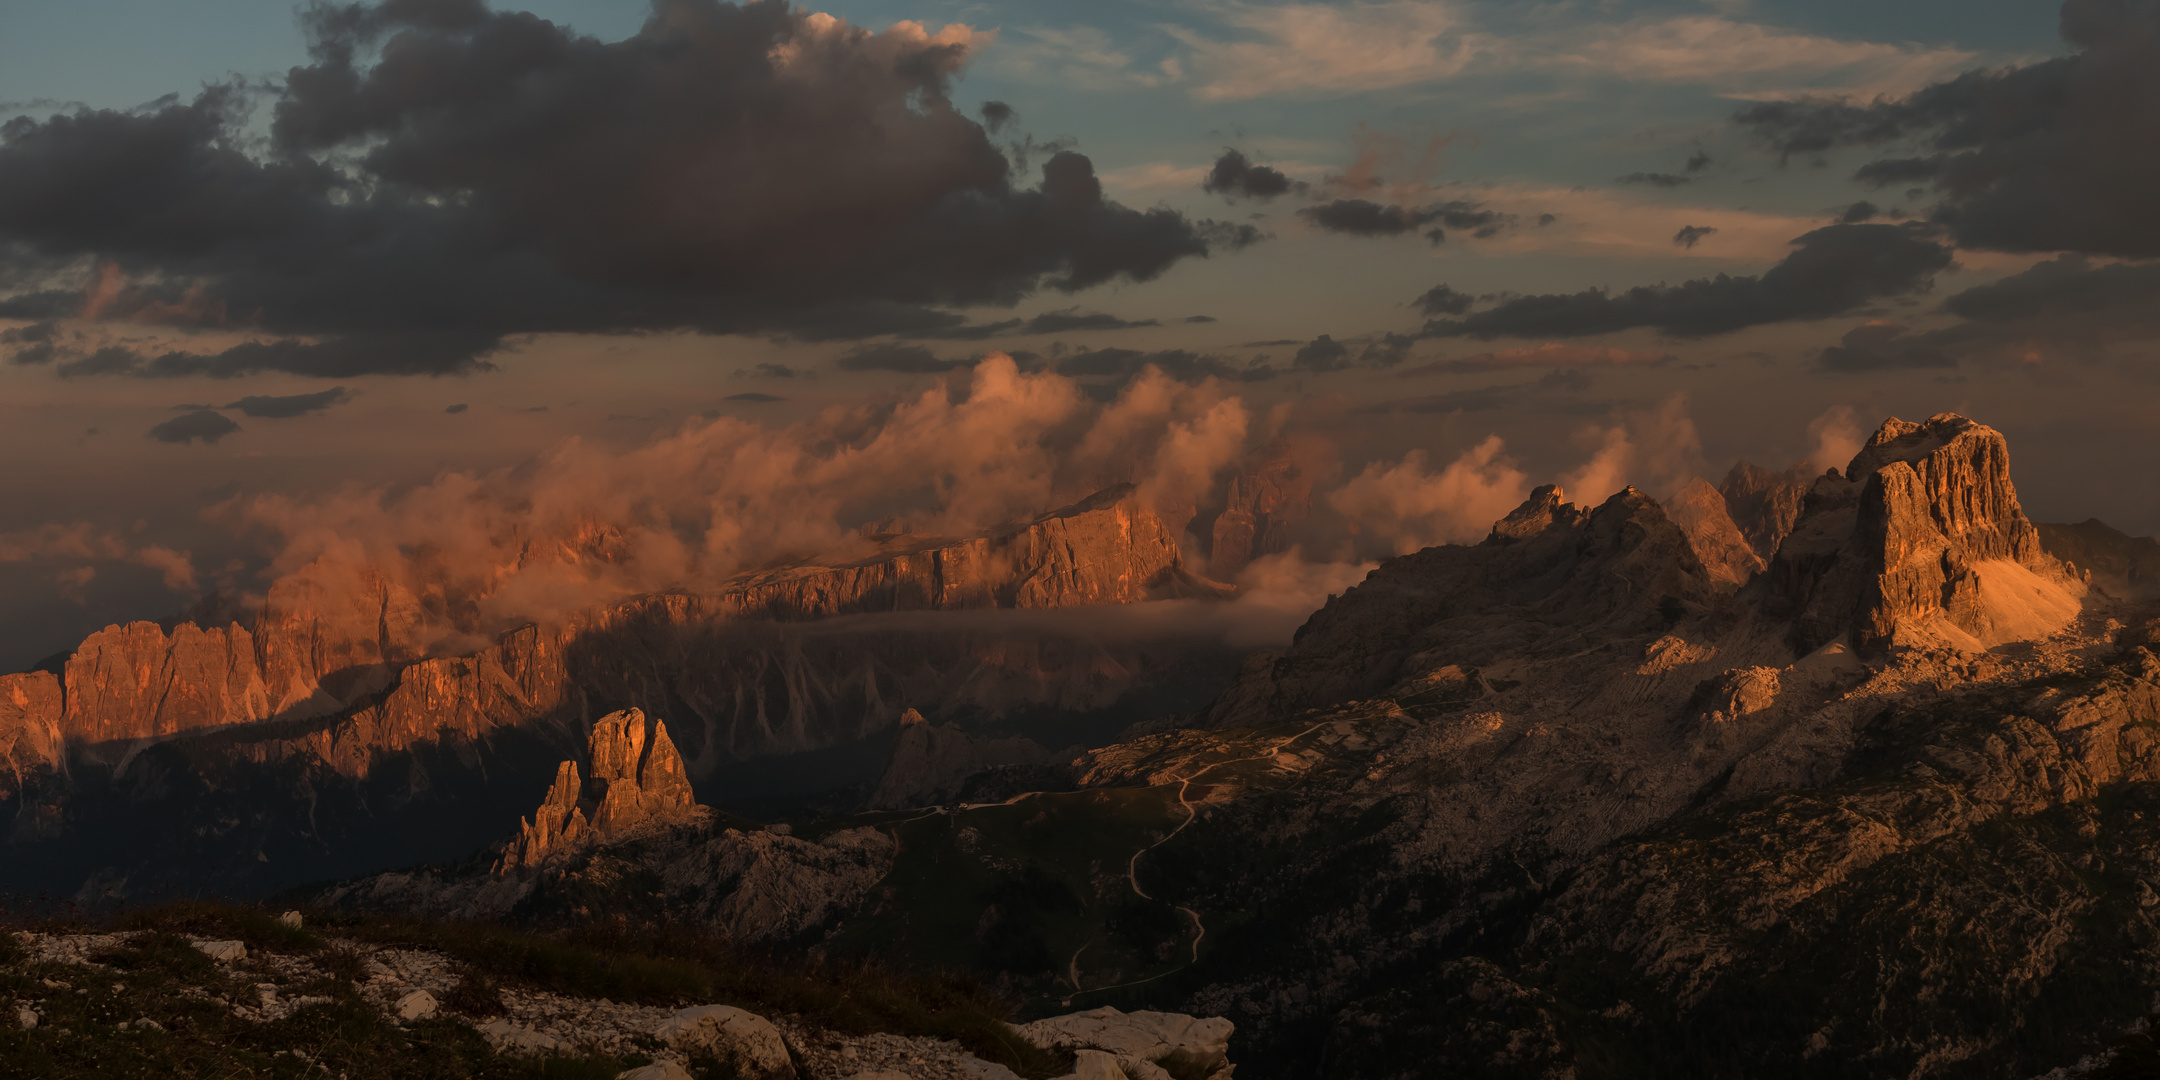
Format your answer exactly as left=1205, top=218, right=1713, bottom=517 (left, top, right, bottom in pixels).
left=441, top=970, right=506, bottom=1017
left=317, top=943, right=371, bottom=984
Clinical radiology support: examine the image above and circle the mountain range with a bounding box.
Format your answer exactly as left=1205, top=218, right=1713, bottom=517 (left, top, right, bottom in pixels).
left=6, top=412, right=2160, bottom=1077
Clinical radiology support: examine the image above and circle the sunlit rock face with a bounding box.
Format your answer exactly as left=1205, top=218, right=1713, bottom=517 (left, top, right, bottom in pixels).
left=725, top=483, right=1202, bottom=619
left=0, top=671, right=63, bottom=802
left=8, top=488, right=1209, bottom=777
left=1207, top=483, right=1716, bottom=729
left=0, top=484, right=1241, bottom=900
left=283, top=411, right=2160, bottom=1079
left=59, top=622, right=269, bottom=745
left=1769, top=413, right=2081, bottom=655
left=1719, top=460, right=1811, bottom=563
left=497, top=707, right=698, bottom=874
left=1665, top=477, right=1765, bottom=589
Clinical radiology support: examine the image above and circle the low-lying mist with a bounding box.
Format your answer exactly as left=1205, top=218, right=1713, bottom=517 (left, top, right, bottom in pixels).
left=0, top=355, right=1863, bottom=671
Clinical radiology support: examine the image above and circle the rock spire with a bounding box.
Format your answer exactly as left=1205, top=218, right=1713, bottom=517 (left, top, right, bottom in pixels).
left=497, top=707, right=699, bottom=873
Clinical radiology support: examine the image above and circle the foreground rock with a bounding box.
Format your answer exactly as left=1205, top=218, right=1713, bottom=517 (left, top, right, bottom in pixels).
left=1016, top=1007, right=1235, bottom=1080
left=656, top=1004, right=793, bottom=1080
left=1, top=924, right=1085, bottom=1079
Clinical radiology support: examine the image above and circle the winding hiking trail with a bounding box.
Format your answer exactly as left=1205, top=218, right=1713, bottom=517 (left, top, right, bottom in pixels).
left=1062, top=719, right=1337, bottom=1001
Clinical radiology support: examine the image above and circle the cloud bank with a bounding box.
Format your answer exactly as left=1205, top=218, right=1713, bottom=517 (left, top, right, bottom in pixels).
left=0, top=0, right=1246, bottom=378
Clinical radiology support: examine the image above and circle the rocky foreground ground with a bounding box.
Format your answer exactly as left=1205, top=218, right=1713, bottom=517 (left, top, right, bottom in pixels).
left=0, top=905, right=1235, bottom=1080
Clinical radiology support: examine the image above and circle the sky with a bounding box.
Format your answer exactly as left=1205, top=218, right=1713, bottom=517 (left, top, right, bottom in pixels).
left=0, top=0, right=2154, bottom=671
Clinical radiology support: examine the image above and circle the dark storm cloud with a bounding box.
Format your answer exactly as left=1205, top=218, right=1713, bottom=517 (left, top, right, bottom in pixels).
left=1840, top=201, right=1881, bottom=224
left=0, top=320, right=60, bottom=365
left=1298, top=199, right=1509, bottom=243
left=1812, top=255, right=2160, bottom=375
left=1356, top=383, right=1528, bottom=414
left=1183, top=315, right=1216, bottom=324
left=733, top=362, right=800, bottom=379
left=1290, top=332, right=1412, bottom=373
left=1815, top=322, right=1959, bottom=373
left=898, top=318, right=1022, bottom=341
left=1023, top=309, right=1159, bottom=334
left=1941, top=254, right=2160, bottom=325
left=1672, top=225, right=1717, bottom=249
left=1201, top=149, right=1304, bottom=200
left=723, top=391, right=785, bottom=402
left=147, top=409, right=241, bottom=444
left=899, top=307, right=1161, bottom=339
left=835, top=342, right=969, bottom=374
left=1685, top=151, right=1713, bottom=173
left=1734, top=0, right=2160, bottom=257
left=1424, top=224, right=1952, bottom=340
left=0, top=1, right=1247, bottom=378
left=224, top=386, right=349, bottom=418
left=444, top=403, right=468, bottom=413
left=1293, top=334, right=1350, bottom=371
left=0, top=290, right=77, bottom=320
left=1413, top=285, right=1474, bottom=317
left=979, top=101, right=1015, bottom=134
left=1620, top=172, right=1690, bottom=188
left=1051, top=346, right=1276, bottom=384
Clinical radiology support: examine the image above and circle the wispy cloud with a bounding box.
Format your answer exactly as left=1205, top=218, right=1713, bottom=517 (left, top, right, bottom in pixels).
left=1068, top=4, right=1981, bottom=104
left=983, top=25, right=1180, bottom=90
left=1551, top=16, right=1980, bottom=101
left=1167, top=1, right=1489, bottom=100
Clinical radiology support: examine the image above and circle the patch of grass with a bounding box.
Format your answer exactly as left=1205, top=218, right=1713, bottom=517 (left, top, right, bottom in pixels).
left=442, top=970, right=506, bottom=1017
left=115, top=900, right=322, bottom=955
left=318, top=943, right=371, bottom=984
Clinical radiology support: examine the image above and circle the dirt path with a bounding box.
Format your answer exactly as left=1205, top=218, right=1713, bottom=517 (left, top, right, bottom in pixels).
left=1064, top=720, right=1337, bottom=999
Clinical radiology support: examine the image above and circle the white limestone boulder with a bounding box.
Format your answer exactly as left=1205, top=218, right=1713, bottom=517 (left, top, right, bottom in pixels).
left=617, top=1064, right=694, bottom=1080
left=654, top=1004, right=793, bottom=1080
left=394, top=989, right=438, bottom=1022
left=192, top=939, right=247, bottom=962
left=1015, top=1006, right=1235, bottom=1080
left=479, top=1019, right=562, bottom=1053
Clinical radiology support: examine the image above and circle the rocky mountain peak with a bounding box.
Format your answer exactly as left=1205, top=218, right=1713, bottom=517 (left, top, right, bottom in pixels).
left=1209, top=483, right=1713, bottom=726
left=1719, top=460, right=1811, bottom=561
left=865, top=709, right=1052, bottom=810
left=1665, top=477, right=1766, bottom=589
left=497, top=707, right=699, bottom=873
left=1484, top=484, right=1578, bottom=544
left=1771, top=412, right=2079, bottom=654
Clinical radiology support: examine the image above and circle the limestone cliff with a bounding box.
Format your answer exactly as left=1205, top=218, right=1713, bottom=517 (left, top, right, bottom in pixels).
left=721, top=484, right=1202, bottom=620
left=1203, top=441, right=1323, bottom=579
left=1664, top=477, right=1766, bottom=588
left=0, top=671, right=62, bottom=799
left=0, top=483, right=1215, bottom=834
left=498, top=707, right=699, bottom=873
left=59, top=621, right=271, bottom=748
left=1718, top=460, right=1810, bottom=562
left=1205, top=483, right=1716, bottom=729
left=1769, top=413, right=2081, bottom=654
left=2039, top=518, right=2160, bottom=600
left=253, top=567, right=427, bottom=717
